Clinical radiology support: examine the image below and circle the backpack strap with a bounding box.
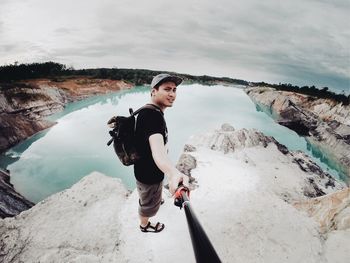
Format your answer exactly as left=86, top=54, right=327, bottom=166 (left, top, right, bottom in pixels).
left=131, top=104, right=162, bottom=116
left=107, top=104, right=164, bottom=147
left=131, top=104, right=166, bottom=140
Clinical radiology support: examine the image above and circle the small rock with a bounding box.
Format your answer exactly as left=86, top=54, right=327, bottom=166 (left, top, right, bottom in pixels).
left=221, top=123, right=235, bottom=132
left=183, top=144, right=196, bottom=152
left=176, top=153, right=197, bottom=177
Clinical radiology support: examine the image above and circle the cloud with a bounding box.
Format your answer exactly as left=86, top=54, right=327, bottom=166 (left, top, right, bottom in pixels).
left=53, top=27, right=78, bottom=35
left=0, top=0, right=348, bottom=92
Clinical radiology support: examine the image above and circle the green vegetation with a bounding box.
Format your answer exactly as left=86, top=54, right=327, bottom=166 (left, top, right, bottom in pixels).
left=0, top=62, right=69, bottom=81
left=0, top=62, right=248, bottom=86
left=0, top=62, right=348, bottom=105
left=65, top=68, right=249, bottom=86
left=251, top=82, right=350, bottom=105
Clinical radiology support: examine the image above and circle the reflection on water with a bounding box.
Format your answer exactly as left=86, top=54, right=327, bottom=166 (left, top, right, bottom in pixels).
left=0, top=84, right=345, bottom=203
left=0, top=131, right=48, bottom=169
left=306, top=140, right=348, bottom=182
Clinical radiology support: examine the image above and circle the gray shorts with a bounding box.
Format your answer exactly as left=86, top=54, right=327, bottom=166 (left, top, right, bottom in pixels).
left=136, top=180, right=163, bottom=217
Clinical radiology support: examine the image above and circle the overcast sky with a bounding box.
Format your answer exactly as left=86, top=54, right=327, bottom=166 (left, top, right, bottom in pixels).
left=0, top=0, right=349, bottom=92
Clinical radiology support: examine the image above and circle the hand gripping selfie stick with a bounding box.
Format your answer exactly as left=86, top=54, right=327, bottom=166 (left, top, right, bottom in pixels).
left=174, top=185, right=221, bottom=263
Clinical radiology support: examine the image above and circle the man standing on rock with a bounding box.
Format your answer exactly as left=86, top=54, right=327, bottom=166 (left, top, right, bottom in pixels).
left=134, top=73, right=188, bottom=233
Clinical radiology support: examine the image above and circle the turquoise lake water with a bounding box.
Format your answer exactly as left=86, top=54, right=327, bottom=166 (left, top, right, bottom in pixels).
left=0, top=84, right=344, bottom=203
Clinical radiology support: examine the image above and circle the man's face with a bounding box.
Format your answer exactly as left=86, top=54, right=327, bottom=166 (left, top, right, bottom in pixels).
left=151, top=81, right=177, bottom=108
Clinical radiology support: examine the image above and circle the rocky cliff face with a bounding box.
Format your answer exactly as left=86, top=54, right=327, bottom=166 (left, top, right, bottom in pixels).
left=245, top=87, right=350, bottom=179
left=294, top=188, right=350, bottom=263
left=0, top=124, right=349, bottom=262
left=0, top=78, right=132, bottom=153
left=0, top=77, right=132, bottom=219
left=294, top=188, right=350, bottom=234
left=0, top=169, right=34, bottom=218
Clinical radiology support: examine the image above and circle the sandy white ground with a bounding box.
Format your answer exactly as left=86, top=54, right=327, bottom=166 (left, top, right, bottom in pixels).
left=0, top=126, right=349, bottom=263
left=116, top=146, right=324, bottom=263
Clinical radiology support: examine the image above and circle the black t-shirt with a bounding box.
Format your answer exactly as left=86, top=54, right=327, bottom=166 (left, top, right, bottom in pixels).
left=134, top=106, right=168, bottom=184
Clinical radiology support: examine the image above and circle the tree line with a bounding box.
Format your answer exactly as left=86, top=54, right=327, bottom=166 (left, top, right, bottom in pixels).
left=0, top=62, right=71, bottom=81
left=0, top=62, right=348, bottom=105
left=0, top=62, right=248, bottom=86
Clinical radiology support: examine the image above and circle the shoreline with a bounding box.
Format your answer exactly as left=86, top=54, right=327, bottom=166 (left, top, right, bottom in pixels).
left=0, top=168, right=34, bottom=217
left=245, top=86, right=350, bottom=181
left=0, top=77, right=133, bottom=153
left=0, top=77, right=132, bottom=218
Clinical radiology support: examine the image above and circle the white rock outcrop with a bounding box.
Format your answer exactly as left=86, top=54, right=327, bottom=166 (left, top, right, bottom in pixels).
left=0, top=172, right=128, bottom=262
left=1, top=125, right=349, bottom=262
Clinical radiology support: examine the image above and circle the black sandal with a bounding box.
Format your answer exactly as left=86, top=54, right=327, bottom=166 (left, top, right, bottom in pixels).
left=140, top=222, right=165, bottom=233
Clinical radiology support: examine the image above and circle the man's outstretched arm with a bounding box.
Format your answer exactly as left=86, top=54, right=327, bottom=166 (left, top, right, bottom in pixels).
left=149, top=133, right=188, bottom=195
